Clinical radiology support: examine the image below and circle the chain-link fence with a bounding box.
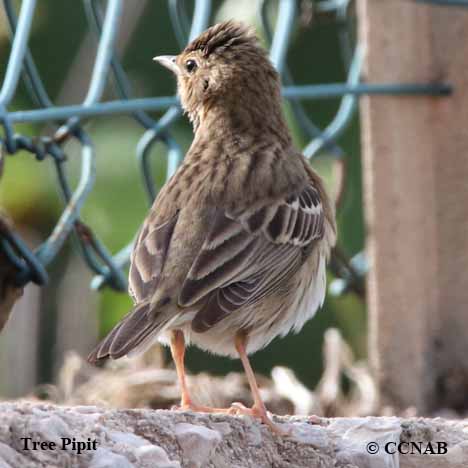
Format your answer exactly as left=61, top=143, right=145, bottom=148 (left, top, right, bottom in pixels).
left=0, top=0, right=454, bottom=314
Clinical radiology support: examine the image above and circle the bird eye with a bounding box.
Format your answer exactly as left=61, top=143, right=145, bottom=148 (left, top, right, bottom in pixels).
left=185, top=59, right=197, bottom=73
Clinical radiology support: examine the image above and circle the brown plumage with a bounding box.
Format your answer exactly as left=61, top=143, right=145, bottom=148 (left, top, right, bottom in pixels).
left=88, top=21, right=336, bottom=433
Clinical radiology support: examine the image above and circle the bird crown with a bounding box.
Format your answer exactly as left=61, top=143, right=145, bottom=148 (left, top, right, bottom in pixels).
left=184, top=20, right=258, bottom=58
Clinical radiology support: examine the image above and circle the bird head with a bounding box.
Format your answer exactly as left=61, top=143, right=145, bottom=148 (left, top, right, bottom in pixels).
left=154, top=21, right=281, bottom=129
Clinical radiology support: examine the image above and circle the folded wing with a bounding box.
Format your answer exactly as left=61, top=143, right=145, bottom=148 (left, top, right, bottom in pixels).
left=179, top=184, right=325, bottom=332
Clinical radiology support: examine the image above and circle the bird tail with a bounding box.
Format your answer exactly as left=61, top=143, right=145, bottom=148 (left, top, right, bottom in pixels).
left=87, top=302, right=173, bottom=363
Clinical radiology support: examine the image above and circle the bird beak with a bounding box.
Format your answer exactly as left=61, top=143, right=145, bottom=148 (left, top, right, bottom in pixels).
left=153, top=55, right=179, bottom=75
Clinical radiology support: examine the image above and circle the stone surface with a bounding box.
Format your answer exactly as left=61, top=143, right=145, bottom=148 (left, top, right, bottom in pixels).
left=0, top=401, right=466, bottom=467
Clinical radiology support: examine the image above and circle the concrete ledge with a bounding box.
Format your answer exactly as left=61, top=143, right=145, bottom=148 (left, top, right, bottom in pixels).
left=0, top=401, right=466, bottom=467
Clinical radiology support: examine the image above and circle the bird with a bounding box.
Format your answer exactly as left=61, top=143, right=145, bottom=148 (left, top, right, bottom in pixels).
left=88, top=20, right=336, bottom=434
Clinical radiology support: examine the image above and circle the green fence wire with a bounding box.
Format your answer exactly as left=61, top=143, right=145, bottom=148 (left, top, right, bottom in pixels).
left=0, top=0, right=453, bottom=300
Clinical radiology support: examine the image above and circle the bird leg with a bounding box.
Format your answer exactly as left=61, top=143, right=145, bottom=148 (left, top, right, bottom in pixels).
left=230, top=332, right=288, bottom=435
left=169, top=330, right=229, bottom=413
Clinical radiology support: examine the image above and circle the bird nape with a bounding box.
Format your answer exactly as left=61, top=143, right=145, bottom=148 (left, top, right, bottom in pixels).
left=88, top=20, right=337, bottom=436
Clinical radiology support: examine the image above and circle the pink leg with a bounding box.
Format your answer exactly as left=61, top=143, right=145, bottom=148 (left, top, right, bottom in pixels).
left=170, top=330, right=229, bottom=413
left=231, top=332, right=288, bottom=435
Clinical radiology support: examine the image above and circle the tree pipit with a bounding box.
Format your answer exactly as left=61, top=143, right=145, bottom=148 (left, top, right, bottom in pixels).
left=89, top=21, right=336, bottom=435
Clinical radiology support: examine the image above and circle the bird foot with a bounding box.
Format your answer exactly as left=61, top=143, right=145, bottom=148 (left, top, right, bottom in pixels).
left=171, top=400, right=231, bottom=414
left=228, top=402, right=290, bottom=436
left=309, top=414, right=327, bottom=425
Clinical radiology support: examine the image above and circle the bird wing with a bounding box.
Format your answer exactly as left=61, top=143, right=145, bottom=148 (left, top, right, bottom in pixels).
left=179, top=183, right=325, bottom=332
left=128, top=211, right=179, bottom=303
left=88, top=212, right=180, bottom=362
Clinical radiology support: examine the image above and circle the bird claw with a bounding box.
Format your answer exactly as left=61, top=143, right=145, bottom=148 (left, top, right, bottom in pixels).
left=228, top=402, right=290, bottom=436
left=309, top=414, right=327, bottom=425
left=171, top=401, right=232, bottom=414
left=227, top=402, right=251, bottom=415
